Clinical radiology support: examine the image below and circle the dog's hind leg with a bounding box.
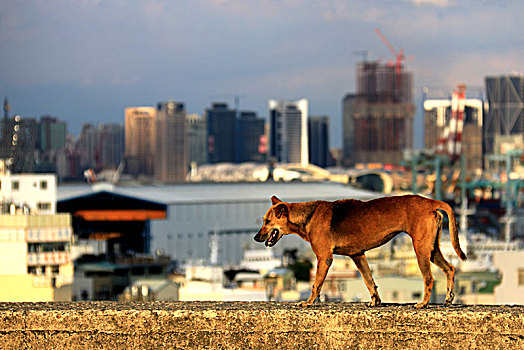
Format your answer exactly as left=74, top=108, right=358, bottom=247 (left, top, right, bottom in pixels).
left=429, top=210, right=456, bottom=306
left=413, top=242, right=434, bottom=309
left=298, top=252, right=333, bottom=307
left=432, top=247, right=456, bottom=306
left=350, top=253, right=381, bottom=307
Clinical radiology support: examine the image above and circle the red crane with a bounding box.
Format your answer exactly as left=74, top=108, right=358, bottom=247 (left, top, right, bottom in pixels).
left=374, top=28, right=411, bottom=74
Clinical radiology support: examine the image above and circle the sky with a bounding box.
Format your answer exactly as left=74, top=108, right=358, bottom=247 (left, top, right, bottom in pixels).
left=1, top=0, right=523, bottom=149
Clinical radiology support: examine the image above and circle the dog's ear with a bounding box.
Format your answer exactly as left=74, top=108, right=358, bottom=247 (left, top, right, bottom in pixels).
left=271, top=196, right=281, bottom=205
left=275, top=203, right=288, bottom=219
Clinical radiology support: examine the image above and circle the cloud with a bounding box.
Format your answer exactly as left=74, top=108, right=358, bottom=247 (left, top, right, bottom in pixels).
left=111, top=76, right=139, bottom=87
left=443, top=49, right=524, bottom=86
left=258, top=65, right=351, bottom=94
left=407, top=0, right=457, bottom=7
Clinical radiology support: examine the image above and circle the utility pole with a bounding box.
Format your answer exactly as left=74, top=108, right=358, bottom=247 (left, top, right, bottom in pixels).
left=2, top=98, right=9, bottom=161
left=411, top=151, right=418, bottom=194
left=455, top=154, right=475, bottom=236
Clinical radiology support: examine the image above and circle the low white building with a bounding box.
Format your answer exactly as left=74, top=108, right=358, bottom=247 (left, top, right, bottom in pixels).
left=0, top=171, right=57, bottom=214
left=493, top=251, right=524, bottom=305
left=0, top=170, right=73, bottom=301
left=178, top=265, right=266, bottom=301
left=337, top=276, right=424, bottom=304
left=239, top=248, right=282, bottom=274
left=121, top=278, right=179, bottom=301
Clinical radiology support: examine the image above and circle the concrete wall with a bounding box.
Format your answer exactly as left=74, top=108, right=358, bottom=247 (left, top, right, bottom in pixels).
left=1, top=302, right=523, bottom=349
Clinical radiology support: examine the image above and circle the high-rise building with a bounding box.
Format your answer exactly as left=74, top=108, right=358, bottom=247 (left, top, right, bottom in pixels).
left=424, top=98, right=485, bottom=174
left=205, top=103, right=236, bottom=164
left=100, top=123, right=124, bottom=169
left=205, top=103, right=266, bottom=164
left=125, top=107, right=156, bottom=177
left=3, top=116, right=38, bottom=174
left=35, top=116, right=67, bottom=173
left=484, top=75, right=523, bottom=155
left=186, top=114, right=207, bottom=167
left=236, top=111, right=266, bottom=163
left=308, top=115, right=330, bottom=168
left=342, top=94, right=357, bottom=165
left=154, top=101, right=187, bottom=183
left=343, top=61, right=415, bottom=166
left=38, top=116, right=67, bottom=157
left=268, top=99, right=309, bottom=166
left=77, top=123, right=99, bottom=170
left=77, top=123, right=124, bottom=171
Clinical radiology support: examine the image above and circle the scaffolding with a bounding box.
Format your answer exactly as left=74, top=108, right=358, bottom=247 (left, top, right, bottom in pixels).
left=357, top=61, right=413, bottom=104
left=350, top=60, right=415, bottom=165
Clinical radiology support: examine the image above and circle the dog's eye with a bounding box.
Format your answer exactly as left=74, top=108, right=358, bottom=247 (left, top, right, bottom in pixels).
left=265, top=219, right=270, bottom=225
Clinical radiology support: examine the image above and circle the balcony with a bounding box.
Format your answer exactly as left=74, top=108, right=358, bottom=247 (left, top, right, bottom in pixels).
left=27, top=251, right=71, bottom=266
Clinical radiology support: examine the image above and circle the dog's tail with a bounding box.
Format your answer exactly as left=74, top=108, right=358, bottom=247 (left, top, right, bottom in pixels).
left=436, top=201, right=467, bottom=261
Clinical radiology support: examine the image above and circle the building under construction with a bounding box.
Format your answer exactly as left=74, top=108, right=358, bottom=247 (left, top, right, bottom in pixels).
left=343, top=60, right=415, bottom=166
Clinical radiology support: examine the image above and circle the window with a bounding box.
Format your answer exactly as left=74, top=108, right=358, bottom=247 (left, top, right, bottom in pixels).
left=37, top=202, right=51, bottom=210
left=518, top=269, right=524, bottom=286
left=131, top=267, right=145, bottom=275
left=12, top=181, right=19, bottom=190
left=471, top=281, right=477, bottom=293
left=28, top=242, right=68, bottom=253
left=40, top=180, right=48, bottom=190
left=392, top=291, right=399, bottom=300
left=149, top=266, right=163, bottom=275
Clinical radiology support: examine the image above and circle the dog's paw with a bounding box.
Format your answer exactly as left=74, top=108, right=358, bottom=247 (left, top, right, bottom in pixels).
left=414, top=302, right=428, bottom=309
left=367, top=295, right=381, bottom=307
left=444, top=292, right=455, bottom=306
left=367, top=299, right=381, bottom=307
left=297, top=301, right=312, bottom=307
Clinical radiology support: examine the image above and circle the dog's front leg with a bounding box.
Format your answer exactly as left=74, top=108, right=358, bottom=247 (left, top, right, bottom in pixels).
left=298, top=254, right=333, bottom=307
left=351, top=253, right=381, bottom=307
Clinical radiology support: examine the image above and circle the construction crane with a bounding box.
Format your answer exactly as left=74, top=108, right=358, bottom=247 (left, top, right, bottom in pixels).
left=374, top=28, right=410, bottom=74
left=435, top=84, right=467, bottom=163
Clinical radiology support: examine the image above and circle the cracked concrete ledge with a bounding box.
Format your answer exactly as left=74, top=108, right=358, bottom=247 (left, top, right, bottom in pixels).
left=0, top=302, right=523, bottom=349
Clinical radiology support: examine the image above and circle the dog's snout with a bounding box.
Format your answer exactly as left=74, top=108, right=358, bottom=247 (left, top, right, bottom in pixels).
left=254, top=230, right=267, bottom=242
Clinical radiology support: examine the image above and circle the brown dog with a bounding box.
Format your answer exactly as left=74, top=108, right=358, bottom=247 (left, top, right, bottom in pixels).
left=254, top=195, right=467, bottom=308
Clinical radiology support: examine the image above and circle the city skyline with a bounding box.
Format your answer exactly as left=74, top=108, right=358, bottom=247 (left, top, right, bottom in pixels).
left=1, top=0, right=523, bottom=149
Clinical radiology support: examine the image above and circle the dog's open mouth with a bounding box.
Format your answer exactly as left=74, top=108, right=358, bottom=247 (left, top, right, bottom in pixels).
left=265, top=229, right=280, bottom=247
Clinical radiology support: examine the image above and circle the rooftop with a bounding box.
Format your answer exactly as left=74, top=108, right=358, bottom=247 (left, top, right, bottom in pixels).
left=57, top=181, right=380, bottom=205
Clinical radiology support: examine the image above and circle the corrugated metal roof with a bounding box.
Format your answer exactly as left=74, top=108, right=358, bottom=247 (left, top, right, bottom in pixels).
left=58, top=182, right=381, bottom=205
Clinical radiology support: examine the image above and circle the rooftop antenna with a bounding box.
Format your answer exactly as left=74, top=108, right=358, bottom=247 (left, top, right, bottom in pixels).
left=353, top=50, right=373, bottom=62
left=2, top=98, right=9, bottom=159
